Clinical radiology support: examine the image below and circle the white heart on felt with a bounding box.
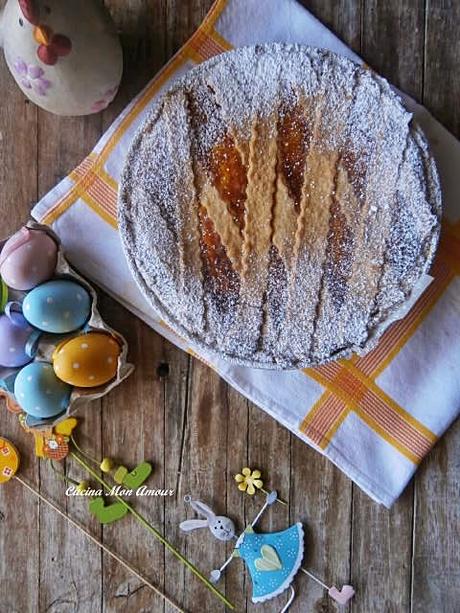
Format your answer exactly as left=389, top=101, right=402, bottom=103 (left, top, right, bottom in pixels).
left=328, top=585, right=355, bottom=605
left=254, top=545, right=282, bottom=572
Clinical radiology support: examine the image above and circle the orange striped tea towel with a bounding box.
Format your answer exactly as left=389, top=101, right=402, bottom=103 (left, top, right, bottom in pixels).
left=32, top=0, right=460, bottom=507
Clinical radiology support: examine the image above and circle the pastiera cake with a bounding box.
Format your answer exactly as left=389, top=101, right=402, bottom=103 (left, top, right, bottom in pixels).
left=119, top=44, right=441, bottom=369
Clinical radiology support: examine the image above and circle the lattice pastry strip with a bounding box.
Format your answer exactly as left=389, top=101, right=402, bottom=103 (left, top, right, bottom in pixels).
left=119, top=44, right=441, bottom=369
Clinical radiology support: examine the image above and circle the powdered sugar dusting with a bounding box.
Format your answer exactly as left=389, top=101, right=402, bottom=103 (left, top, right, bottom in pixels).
left=118, top=44, right=441, bottom=369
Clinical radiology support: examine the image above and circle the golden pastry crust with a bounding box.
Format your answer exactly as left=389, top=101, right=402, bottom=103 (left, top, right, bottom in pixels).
left=119, top=44, right=441, bottom=369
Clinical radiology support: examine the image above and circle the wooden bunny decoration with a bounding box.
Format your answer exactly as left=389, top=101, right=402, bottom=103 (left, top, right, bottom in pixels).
left=0, top=0, right=123, bottom=115
left=180, top=497, right=236, bottom=542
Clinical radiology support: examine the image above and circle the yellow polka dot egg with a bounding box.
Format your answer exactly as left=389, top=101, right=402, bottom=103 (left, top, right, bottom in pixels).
left=53, top=333, right=121, bottom=388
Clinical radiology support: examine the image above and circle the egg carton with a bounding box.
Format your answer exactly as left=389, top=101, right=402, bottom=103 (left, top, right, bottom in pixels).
left=0, top=221, right=134, bottom=429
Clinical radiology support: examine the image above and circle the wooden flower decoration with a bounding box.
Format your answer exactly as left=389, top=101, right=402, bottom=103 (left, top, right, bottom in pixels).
left=235, top=467, right=263, bottom=495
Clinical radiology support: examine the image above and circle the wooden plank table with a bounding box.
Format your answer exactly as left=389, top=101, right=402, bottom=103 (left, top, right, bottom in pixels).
left=0, top=1, right=459, bottom=611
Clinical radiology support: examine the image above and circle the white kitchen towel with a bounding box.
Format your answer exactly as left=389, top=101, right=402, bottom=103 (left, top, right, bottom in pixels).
left=32, top=0, right=460, bottom=507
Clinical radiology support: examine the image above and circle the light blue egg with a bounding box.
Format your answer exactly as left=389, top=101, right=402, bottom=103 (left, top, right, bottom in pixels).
left=23, top=280, right=91, bottom=334
left=14, top=362, right=72, bottom=418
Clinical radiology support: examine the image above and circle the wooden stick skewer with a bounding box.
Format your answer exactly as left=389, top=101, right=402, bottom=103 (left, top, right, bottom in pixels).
left=14, top=475, right=185, bottom=613
left=260, top=487, right=287, bottom=505
left=70, top=451, right=234, bottom=609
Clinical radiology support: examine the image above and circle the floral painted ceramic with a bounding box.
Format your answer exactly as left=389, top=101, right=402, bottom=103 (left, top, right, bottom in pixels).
left=0, top=0, right=123, bottom=116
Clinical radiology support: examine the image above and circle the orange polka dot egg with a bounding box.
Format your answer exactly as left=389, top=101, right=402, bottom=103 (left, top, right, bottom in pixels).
left=53, top=333, right=121, bottom=388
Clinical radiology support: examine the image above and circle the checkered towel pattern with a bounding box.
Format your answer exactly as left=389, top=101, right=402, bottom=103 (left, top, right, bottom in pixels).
left=32, top=0, right=460, bottom=506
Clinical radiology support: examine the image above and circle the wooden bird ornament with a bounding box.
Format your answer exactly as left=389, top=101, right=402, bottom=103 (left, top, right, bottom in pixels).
left=0, top=0, right=123, bottom=115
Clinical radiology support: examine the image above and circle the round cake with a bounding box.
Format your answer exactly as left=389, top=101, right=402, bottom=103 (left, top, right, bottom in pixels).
left=118, top=44, right=441, bottom=369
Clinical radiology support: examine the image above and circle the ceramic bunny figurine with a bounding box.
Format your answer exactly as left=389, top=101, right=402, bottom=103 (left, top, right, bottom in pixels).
left=0, top=0, right=123, bottom=115
left=179, top=496, right=236, bottom=542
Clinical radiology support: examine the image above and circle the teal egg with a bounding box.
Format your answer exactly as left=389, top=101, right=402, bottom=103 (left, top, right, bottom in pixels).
left=23, top=279, right=91, bottom=334
left=14, top=362, right=72, bottom=418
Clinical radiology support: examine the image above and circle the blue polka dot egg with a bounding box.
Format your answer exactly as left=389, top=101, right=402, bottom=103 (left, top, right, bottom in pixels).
left=14, top=362, right=73, bottom=419
left=23, top=280, right=91, bottom=334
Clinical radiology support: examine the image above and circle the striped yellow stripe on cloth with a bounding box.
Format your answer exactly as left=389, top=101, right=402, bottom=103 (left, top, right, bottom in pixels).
left=41, top=0, right=230, bottom=226
left=38, top=0, right=457, bottom=467
left=300, top=253, right=454, bottom=462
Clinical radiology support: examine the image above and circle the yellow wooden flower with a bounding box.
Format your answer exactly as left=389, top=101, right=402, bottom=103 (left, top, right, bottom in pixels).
left=76, top=480, right=89, bottom=494
left=100, top=457, right=114, bottom=473
left=235, top=467, right=263, bottom=495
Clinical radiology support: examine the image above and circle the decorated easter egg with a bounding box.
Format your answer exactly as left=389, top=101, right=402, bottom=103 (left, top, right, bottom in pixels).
left=23, top=279, right=91, bottom=333
left=0, top=311, right=41, bottom=367
left=53, top=333, right=120, bottom=388
left=14, top=362, right=72, bottom=418
left=1, top=0, right=123, bottom=117
left=0, top=227, right=58, bottom=290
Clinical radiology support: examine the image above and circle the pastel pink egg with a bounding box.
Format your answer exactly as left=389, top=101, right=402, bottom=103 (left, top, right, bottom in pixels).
left=0, top=227, right=58, bottom=291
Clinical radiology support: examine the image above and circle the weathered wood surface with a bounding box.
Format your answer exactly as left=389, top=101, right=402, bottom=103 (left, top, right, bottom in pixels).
left=0, top=1, right=459, bottom=611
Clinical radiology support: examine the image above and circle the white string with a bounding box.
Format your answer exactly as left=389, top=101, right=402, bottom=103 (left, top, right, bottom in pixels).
left=15, top=476, right=185, bottom=613
left=218, top=555, right=234, bottom=574
left=300, top=567, right=330, bottom=590
left=251, top=501, right=268, bottom=527
left=280, top=585, right=296, bottom=613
